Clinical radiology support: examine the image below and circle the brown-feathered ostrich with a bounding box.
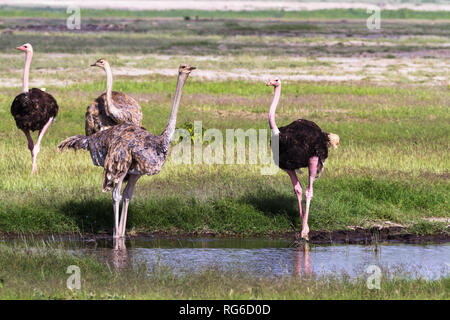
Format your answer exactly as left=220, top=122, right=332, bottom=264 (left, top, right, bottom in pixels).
left=11, top=43, right=59, bottom=174
left=58, top=64, right=195, bottom=238
left=85, top=58, right=142, bottom=136
left=266, top=77, right=339, bottom=241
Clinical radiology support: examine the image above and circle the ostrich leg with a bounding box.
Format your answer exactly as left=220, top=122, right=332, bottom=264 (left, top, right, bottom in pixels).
left=112, top=174, right=126, bottom=238
left=30, top=117, right=54, bottom=174
left=23, top=129, right=34, bottom=155
left=22, top=130, right=35, bottom=174
left=302, top=156, right=319, bottom=241
left=286, top=170, right=303, bottom=224
left=118, top=174, right=140, bottom=237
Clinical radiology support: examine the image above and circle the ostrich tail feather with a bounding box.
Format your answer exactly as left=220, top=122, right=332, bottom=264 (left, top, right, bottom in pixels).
left=328, top=133, right=340, bottom=149
left=57, top=135, right=89, bottom=151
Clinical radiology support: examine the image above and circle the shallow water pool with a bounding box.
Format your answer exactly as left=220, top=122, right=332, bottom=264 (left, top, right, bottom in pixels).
left=87, top=238, right=450, bottom=279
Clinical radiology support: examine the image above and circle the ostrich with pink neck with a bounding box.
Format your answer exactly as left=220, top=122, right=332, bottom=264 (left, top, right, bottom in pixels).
left=11, top=43, right=59, bottom=175
left=267, top=77, right=339, bottom=241
left=85, top=58, right=142, bottom=136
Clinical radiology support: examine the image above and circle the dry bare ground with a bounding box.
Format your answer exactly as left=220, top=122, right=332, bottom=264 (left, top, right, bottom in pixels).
left=1, top=0, right=449, bottom=11
left=0, top=54, right=448, bottom=86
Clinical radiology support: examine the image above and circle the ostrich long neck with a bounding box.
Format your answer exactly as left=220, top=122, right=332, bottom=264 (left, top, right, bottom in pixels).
left=104, top=63, right=122, bottom=122
left=160, top=72, right=188, bottom=144
left=268, top=85, right=281, bottom=135
left=22, top=51, right=33, bottom=93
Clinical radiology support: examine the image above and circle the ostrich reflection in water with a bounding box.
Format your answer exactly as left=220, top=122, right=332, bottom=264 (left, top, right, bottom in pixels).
left=110, top=238, right=312, bottom=276
left=295, top=242, right=311, bottom=277
left=110, top=238, right=129, bottom=271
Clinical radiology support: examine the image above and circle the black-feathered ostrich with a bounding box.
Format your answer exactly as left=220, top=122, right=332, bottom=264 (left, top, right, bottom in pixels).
left=58, top=64, right=195, bottom=238
left=85, top=58, right=142, bottom=135
left=11, top=43, right=59, bottom=174
left=266, top=77, right=339, bottom=241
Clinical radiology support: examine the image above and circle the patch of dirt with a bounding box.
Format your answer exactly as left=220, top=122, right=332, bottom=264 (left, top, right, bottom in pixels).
left=423, top=217, right=450, bottom=223
left=0, top=77, right=74, bottom=88
left=1, top=23, right=128, bottom=33
left=2, top=1, right=448, bottom=12
left=304, top=228, right=449, bottom=244
left=1, top=54, right=448, bottom=87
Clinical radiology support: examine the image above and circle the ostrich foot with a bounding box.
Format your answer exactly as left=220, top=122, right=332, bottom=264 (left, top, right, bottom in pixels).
left=301, top=225, right=310, bottom=241
left=294, top=229, right=309, bottom=243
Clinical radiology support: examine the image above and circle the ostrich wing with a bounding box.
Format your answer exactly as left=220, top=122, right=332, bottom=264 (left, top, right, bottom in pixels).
left=278, top=119, right=329, bottom=171
left=11, top=88, right=58, bottom=132
left=102, top=137, right=133, bottom=192
left=100, top=125, right=139, bottom=192
left=85, top=91, right=142, bottom=136
left=110, top=91, right=142, bottom=125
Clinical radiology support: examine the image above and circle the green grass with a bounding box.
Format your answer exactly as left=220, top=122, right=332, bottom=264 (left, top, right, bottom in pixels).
left=0, top=241, right=448, bottom=299
left=67, top=79, right=410, bottom=97
left=0, top=77, right=448, bottom=236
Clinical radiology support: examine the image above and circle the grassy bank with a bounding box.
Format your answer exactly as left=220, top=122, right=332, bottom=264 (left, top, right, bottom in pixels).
left=0, top=78, right=448, bottom=236
left=0, top=241, right=448, bottom=299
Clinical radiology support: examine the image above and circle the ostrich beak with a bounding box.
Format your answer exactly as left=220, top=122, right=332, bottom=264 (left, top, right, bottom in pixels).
left=90, top=63, right=97, bottom=67
left=16, top=46, right=26, bottom=51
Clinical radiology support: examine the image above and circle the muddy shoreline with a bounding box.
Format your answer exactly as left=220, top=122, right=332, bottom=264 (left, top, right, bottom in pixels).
left=1, top=227, right=449, bottom=244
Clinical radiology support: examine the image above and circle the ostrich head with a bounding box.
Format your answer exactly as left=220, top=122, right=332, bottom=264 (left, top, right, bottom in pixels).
left=266, top=77, right=281, bottom=87
left=90, top=58, right=109, bottom=69
left=328, top=133, right=340, bottom=149
left=16, top=43, right=33, bottom=53
left=178, top=64, right=196, bottom=74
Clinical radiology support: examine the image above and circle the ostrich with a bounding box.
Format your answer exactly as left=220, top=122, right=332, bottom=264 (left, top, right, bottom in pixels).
left=11, top=43, right=59, bottom=174
left=58, top=64, right=195, bottom=238
left=266, top=77, right=339, bottom=241
left=85, top=58, right=142, bottom=136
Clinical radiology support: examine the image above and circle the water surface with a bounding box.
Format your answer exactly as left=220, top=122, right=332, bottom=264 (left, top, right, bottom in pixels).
left=89, top=238, right=450, bottom=280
